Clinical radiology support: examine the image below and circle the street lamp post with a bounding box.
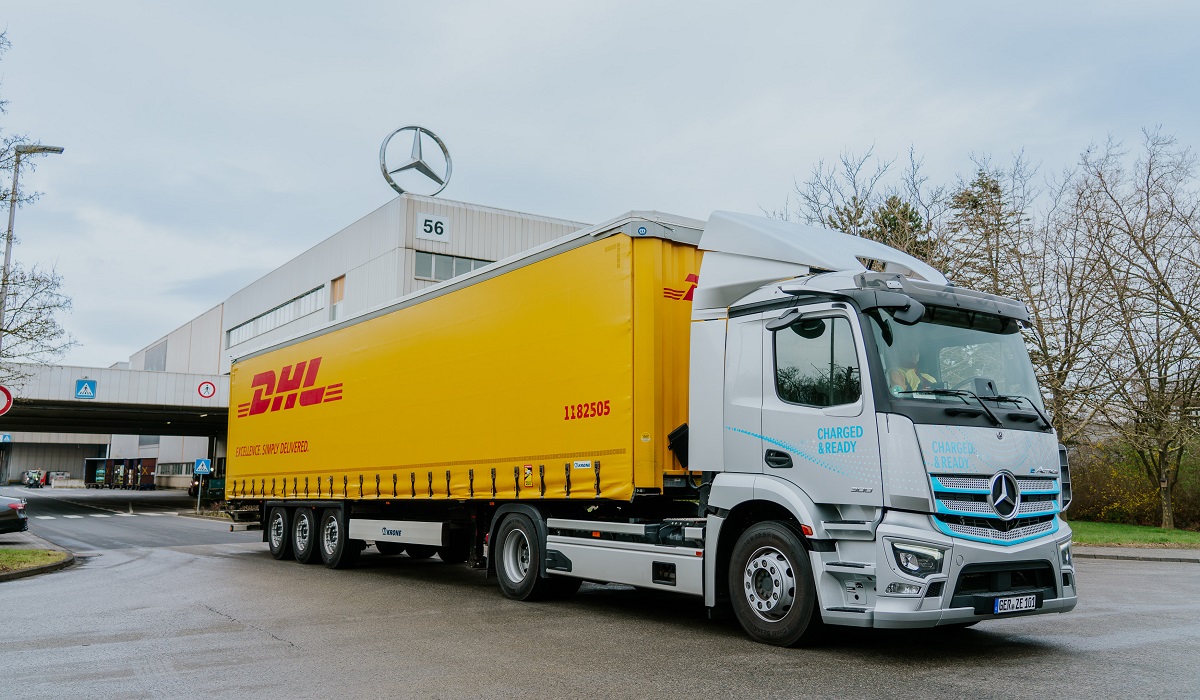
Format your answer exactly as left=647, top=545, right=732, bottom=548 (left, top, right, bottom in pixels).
left=1, top=144, right=64, bottom=356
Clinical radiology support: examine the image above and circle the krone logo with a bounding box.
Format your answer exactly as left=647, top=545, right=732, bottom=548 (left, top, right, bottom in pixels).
left=380, top=125, right=452, bottom=197
left=988, top=471, right=1022, bottom=521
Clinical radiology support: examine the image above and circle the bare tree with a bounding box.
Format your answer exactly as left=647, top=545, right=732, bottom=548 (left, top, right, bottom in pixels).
left=1072, top=131, right=1200, bottom=528
left=1020, top=173, right=1111, bottom=443
left=0, top=265, right=73, bottom=382
left=778, top=147, right=950, bottom=267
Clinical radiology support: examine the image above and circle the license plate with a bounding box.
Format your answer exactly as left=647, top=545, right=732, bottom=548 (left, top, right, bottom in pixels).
left=993, top=594, right=1037, bottom=614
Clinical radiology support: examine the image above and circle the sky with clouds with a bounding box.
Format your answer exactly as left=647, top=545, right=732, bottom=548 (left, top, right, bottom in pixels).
left=2, top=1, right=1197, bottom=368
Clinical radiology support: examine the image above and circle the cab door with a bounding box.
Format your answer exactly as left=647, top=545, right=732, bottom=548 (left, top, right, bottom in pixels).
left=759, top=306, right=883, bottom=507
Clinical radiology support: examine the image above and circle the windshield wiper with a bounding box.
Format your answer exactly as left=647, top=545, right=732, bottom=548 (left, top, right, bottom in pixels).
left=991, top=394, right=1053, bottom=431
left=894, top=389, right=1003, bottom=426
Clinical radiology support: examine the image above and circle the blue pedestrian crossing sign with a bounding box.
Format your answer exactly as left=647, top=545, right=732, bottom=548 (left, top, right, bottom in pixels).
left=193, top=459, right=212, bottom=475
left=75, top=379, right=97, bottom=400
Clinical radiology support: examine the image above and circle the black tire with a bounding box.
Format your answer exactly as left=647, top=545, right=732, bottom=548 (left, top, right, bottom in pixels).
left=494, top=513, right=552, bottom=601
left=293, top=508, right=320, bottom=564
left=318, top=509, right=361, bottom=569
left=376, top=541, right=405, bottom=556
left=405, top=544, right=439, bottom=560
left=728, top=521, right=821, bottom=646
left=267, top=507, right=294, bottom=560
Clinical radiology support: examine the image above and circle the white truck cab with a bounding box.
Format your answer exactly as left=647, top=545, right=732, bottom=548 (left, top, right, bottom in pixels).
left=685, top=212, right=1076, bottom=643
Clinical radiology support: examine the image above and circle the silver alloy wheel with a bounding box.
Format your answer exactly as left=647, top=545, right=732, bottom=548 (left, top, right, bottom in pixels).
left=501, top=528, right=531, bottom=584
left=270, top=511, right=285, bottom=549
left=295, top=513, right=311, bottom=551
left=322, top=517, right=339, bottom=557
left=743, top=545, right=797, bottom=622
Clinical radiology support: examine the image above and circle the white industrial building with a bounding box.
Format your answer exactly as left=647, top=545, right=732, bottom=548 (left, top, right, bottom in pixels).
left=3, top=194, right=586, bottom=485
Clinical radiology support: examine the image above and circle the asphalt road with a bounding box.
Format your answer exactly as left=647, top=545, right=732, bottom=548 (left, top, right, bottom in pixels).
left=0, top=486, right=261, bottom=551
left=1, top=504, right=1197, bottom=700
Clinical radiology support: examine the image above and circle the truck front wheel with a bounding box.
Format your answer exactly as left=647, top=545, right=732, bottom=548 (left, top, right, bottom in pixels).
left=494, top=513, right=551, bottom=601
left=728, top=521, right=821, bottom=646
left=267, top=507, right=293, bottom=560
left=318, top=509, right=361, bottom=569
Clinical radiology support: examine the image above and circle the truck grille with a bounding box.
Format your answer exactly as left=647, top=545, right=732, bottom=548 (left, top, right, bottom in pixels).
left=930, top=473, right=1061, bottom=545
left=934, top=475, right=1057, bottom=493
left=936, top=515, right=1056, bottom=542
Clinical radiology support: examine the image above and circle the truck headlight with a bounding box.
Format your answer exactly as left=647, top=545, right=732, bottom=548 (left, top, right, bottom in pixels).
left=1059, top=540, right=1073, bottom=568
left=890, top=542, right=945, bottom=578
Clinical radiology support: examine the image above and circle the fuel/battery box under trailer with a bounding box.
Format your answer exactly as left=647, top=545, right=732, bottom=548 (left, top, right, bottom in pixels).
left=227, top=210, right=1077, bottom=646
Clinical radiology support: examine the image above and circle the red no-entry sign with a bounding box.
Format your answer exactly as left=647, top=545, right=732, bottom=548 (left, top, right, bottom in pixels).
left=0, top=385, right=12, bottom=416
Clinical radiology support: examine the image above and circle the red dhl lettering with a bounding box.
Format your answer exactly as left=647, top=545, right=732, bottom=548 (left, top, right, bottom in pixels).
left=236, top=357, right=343, bottom=418
left=663, top=273, right=698, bottom=301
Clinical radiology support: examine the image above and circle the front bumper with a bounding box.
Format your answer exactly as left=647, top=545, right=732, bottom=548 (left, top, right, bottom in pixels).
left=815, top=511, right=1077, bottom=629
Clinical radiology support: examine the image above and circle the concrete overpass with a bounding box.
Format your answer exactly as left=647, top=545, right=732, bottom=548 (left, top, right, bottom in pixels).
left=1, top=365, right=228, bottom=436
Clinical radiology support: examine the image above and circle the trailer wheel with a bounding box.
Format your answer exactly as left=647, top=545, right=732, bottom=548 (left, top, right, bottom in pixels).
left=494, top=513, right=551, bottom=601
left=318, top=509, right=360, bottom=569
left=728, top=521, right=821, bottom=646
left=293, top=508, right=320, bottom=564
left=405, top=544, right=438, bottom=560
left=375, top=541, right=405, bottom=556
left=267, top=507, right=294, bottom=560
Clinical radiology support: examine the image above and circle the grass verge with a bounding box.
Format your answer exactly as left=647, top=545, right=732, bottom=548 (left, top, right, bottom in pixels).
left=0, top=548, right=69, bottom=573
left=1066, top=520, right=1200, bottom=548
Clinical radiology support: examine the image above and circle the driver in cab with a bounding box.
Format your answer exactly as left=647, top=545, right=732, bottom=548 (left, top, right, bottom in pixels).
left=888, top=346, right=937, bottom=394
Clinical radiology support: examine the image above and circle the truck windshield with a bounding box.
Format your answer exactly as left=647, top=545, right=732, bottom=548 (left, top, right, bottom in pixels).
left=865, top=305, right=1045, bottom=412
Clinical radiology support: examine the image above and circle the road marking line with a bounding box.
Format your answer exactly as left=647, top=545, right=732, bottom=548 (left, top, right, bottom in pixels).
left=34, top=515, right=56, bottom=520
left=115, top=513, right=137, bottom=517
left=89, top=514, right=112, bottom=518
left=63, top=515, right=84, bottom=519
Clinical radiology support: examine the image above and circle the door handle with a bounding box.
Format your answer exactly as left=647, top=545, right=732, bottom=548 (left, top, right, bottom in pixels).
left=764, top=449, right=793, bottom=469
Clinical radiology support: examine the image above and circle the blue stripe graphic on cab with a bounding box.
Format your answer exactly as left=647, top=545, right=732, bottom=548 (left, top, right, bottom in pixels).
left=725, top=426, right=848, bottom=476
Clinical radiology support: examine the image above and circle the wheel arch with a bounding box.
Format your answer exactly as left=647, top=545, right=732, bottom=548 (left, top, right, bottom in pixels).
left=710, top=499, right=811, bottom=608
left=487, top=504, right=549, bottom=579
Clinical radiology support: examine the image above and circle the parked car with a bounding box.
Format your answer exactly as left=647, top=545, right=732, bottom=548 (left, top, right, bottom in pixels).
left=0, top=493, right=29, bottom=534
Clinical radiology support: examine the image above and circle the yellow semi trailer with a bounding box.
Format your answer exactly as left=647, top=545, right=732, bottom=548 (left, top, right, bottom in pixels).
left=226, top=221, right=700, bottom=507
left=228, top=210, right=1077, bottom=645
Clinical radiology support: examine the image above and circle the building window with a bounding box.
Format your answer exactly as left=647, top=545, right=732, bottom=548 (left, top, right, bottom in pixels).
left=330, top=275, right=345, bottom=321
left=138, top=435, right=161, bottom=447
left=227, top=286, right=325, bottom=348
left=414, top=251, right=491, bottom=282
left=156, top=462, right=192, bottom=476
left=774, top=316, right=861, bottom=407
left=144, top=341, right=167, bottom=372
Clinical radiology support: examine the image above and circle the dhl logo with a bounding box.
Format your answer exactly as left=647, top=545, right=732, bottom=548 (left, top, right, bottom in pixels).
left=663, top=273, right=698, bottom=301
left=236, top=357, right=342, bottom=418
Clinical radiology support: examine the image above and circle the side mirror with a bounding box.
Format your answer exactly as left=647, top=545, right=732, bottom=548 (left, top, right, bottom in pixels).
left=766, top=308, right=802, bottom=332
left=892, top=299, right=925, bottom=325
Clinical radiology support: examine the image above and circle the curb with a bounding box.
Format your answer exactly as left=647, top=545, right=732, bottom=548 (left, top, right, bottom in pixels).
left=1075, top=552, right=1200, bottom=564
left=0, top=551, right=75, bottom=582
